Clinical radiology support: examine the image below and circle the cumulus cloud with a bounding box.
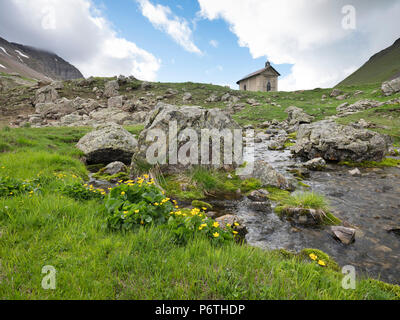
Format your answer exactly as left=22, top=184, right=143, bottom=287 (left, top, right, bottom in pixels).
left=198, top=0, right=400, bottom=90
left=137, top=0, right=201, bottom=54
left=0, top=0, right=160, bottom=80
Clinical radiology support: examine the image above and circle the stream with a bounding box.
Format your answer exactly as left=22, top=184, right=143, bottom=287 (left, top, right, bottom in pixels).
left=211, top=136, right=400, bottom=285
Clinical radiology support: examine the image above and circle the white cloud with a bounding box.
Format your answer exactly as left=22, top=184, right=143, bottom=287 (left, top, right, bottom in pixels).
left=0, top=0, right=160, bottom=80
left=209, top=40, right=218, bottom=48
left=137, top=0, right=201, bottom=54
left=198, top=0, right=400, bottom=90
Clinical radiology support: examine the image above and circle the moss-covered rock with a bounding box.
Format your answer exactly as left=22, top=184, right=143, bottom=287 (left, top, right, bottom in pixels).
left=191, top=200, right=213, bottom=210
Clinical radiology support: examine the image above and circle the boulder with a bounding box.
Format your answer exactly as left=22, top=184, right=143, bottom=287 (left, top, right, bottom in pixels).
left=103, top=161, right=128, bottom=175
left=285, top=106, right=314, bottom=125
left=108, top=96, right=123, bottom=109
left=382, top=76, right=400, bottom=96
left=182, top=92, right=192, bottom=102
left=247, top=189, right=270, bottom=202
left=303, top=157, right=326, bottom=171
left=331, top=226, right=356, bottom=245
left=35, top=85, right=59, bottom=104
left=349, top=168, right=361, bottom=177
left=240, top=160, right=293, bottom=190
left=293, top=120, right=388, bottom=162
left=132, top=103, right=241, bottom=173
left=104, top=80, right=119, bottom=98
left=89, top=108, right=133, bottom=125
left=76, top=123, right=138, bottom=164
left=330, top=89, right=343, bottom=97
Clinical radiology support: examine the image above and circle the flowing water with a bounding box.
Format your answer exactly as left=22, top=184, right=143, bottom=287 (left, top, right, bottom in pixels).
left=211, top=137, right=400, bottom=284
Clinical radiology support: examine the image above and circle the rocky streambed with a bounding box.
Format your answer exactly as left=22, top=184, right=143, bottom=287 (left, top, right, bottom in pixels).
left=208, top=137, right=400, bottom=285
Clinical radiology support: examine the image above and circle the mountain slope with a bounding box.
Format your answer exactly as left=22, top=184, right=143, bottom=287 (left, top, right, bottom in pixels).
left=337, top=37, right=400, bottom=87
left=0, top=36, right=83, bottom=81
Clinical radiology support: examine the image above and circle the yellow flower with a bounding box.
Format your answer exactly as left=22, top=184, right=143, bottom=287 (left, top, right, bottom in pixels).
left=202, top=207, right=208, bottom=211
left=199, top=226, right=204, bottom=231
left=121, top=191, right=126, bottom=195
left=233, top=231, right=238, bottom=235
left=154, top=202, right=159, bottom=206
left=213, top=222, right=220, bottom=228
left=226, top=223, right=231, bottom=227
left=234, top=222, right=240, bottom=226
left=309, top=253, right=318, bottom=261
left=213, top=232, right=220, bottom=238
left=134, top=210, right=139, bottom=214
left=318, top=260, right=326, bottom=267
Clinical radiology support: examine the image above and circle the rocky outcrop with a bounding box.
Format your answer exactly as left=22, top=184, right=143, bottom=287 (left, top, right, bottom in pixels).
left=293, top=120, right=389, bottom=162
left=76, top=123, right=138, bottom=165
left=336, top=99, right=380, bottom=116
left=131, top=103, right=241, bottom=173
left=382, top=76, right=400, bottom=96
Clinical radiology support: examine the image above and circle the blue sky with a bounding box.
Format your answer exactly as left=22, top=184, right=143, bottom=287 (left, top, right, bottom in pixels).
left=0, top=0, right=399, bottom=91
left=93, top=0, right=292, bottom=89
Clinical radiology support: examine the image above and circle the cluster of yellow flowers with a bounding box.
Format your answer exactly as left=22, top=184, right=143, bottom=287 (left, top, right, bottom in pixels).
left=84, top=184, right=107, bottom=195
left=309, top=253, right=326, bottom=267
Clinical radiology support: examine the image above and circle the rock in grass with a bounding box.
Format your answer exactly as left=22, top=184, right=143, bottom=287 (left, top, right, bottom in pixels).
left=331, top=226, right=356, bottom=245
left=382, top=76, right=400, bottom=96
left=104, top=80, right=119, bottom=98
left=293, top=120, right=389, bottom=162
left=77, top=122, right=138, bottom=165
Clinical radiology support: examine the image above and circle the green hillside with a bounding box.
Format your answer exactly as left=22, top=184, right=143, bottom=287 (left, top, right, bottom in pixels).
left=337, top=38, right=400, bottom=87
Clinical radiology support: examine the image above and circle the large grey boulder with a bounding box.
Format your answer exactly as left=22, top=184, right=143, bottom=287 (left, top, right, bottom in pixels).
left=382, top=76, right=400, bottom=96
left=77, top=123, right=138, bottom=164
left=285, top=106, right=314, bottom=125
left=89, top=108, right=133, bottom=125
left=293, top=120, right=388, bottom=162
left=104, top=80, right=119, bottom=98
left=132, top=103, right=241, bottom=173
left=35, top=84, right=59, bottom=104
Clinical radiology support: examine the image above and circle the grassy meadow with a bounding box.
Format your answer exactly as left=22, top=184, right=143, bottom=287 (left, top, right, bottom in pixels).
left=0, top=125, right=400, bottom=299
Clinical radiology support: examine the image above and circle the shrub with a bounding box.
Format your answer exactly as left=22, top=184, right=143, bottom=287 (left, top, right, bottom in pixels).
left=105, top=175, right=174, bottom=231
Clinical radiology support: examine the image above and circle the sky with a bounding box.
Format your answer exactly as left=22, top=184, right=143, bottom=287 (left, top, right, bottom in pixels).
left=0, top=0, right=399, bottom=91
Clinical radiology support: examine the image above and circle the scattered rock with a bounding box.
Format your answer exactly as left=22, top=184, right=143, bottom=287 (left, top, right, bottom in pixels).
left=331, top=226, right=356, bottom=245
left=303, top=157, right=326, bottom=171
left=330, top=89, right=343, bottom=97
left=182, top=92, right=192, bottom=102
left=247, top=189, right=270, bottom=202
left=108, top=96, right=123, bottom=109
left=285, top=106, right=314, bottom=126
left=349, top=168, right=361, bottom=177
